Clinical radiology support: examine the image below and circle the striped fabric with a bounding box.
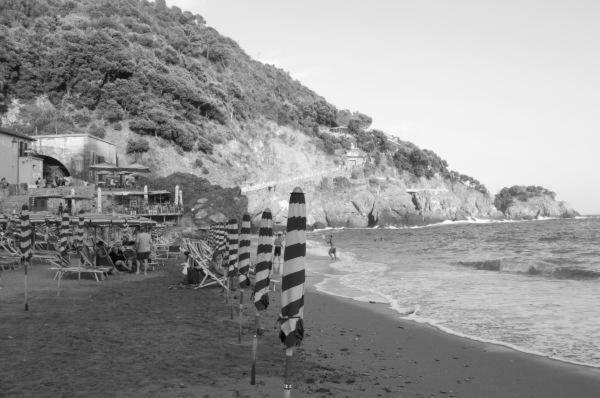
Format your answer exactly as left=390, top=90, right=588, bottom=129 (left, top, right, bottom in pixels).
left=208, top=224, right=216, bottom=249
left=279, top=187, right=306, bottom=347
left=238, top=213, right=251, bottom=287
left=59, top=212, right=70, bottom=253
left=227, top=218, right=239, bottom=278
left=253, top=209, right=273, bottom=310
left=77, top=216, right=85, bottom=248
left=19, top=207, right=32, bottom=260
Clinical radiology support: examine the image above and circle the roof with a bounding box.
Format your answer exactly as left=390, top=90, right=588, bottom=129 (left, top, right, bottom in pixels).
left=34, top=133, right=116, bottom=146
left=0, top=127, right=36, bottom=141
left=102, top=190, right=171, bottom=196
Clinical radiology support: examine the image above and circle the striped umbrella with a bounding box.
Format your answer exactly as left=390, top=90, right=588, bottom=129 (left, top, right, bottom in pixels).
left=122, top=219, right=129, bottom=241
left=59, top=212, right=70, bottom=254
left=20, top=206, right=32, bottom=311
left=280, top=187, right=306, bottom=397
left=254, top=209, right=274, bottom=311
left=250, top=209, right=274, bottom=385
left=208, top=224, right=216, bottom=249
left=280, top=187, right=306, bottom=347
left=77, top=216, right=85, bottom=249
left=238, top=213, right=251, bottom=288
left=19, top=207, right=32, bottom=260
left=227, top=218, right=239, bottom=279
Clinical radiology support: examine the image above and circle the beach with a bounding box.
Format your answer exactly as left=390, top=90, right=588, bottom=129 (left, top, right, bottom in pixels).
left=1, top=256, right=600, bottom=397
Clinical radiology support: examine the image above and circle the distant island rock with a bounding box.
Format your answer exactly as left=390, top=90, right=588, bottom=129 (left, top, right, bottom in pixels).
left=494, top=185, right=579, bottom=220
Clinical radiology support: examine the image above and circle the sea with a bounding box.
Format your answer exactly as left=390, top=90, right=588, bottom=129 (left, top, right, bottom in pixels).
left=307, top=217, right=600, bottom=368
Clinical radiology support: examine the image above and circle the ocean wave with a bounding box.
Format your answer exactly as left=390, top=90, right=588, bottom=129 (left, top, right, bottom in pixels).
left=457, top=260, right=502, bottom=271
left=455, top=259, right=600, bottom=280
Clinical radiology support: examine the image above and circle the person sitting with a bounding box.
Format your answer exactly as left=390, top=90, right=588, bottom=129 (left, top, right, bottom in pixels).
left=95, top=241, right=117, bottom=274
left=109, top=243, right=132, bottom=272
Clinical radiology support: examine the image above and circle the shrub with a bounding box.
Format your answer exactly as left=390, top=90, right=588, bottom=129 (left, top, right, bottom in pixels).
left=194, top=158, right=203, bottom=168
left=89, top=124, right=106, bottom=138
left=202, top=167, right=209, bottom=175
left=333, top=176, right=351, bottom=189
left=126, top=138, right=150, bottom=154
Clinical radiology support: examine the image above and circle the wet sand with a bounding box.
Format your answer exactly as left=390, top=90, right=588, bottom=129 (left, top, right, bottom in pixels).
left=1, top=257, right=599, bottom=397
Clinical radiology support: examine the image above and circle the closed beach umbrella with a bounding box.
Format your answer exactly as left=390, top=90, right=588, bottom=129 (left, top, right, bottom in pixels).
left=20, top=205, right=32, bottom=311
left=280, top=187, right=306, bottom=397
left=227, top=218, right=239, bottom=279
left=123, top=218, right=129, bottom=237
left=77, top=216, right=85, bottom=249
left=226, top=218, right=239, bottom=320
left=59, top=212, right=70, bottom=254
left=254, top=209, right=274, bottom=310
left=97, top=187, right=102, bottom=214
left=280, top=187, right=306, bottom=347
left=250, top=208, right=274, bottom=385
left=238, top=213, right=251, bottom=288
left=19, top=207, right=32, bottom=261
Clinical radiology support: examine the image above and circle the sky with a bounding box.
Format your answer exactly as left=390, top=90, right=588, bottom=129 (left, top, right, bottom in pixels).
left=170, top=0, right=600, bottom=214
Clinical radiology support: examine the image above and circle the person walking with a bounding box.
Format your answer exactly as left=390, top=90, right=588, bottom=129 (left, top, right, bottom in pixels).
left=134, top=227, right=152, bottom=275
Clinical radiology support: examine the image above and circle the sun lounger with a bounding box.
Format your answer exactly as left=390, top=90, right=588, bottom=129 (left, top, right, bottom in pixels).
left=183, top=239, right=228, bottom=290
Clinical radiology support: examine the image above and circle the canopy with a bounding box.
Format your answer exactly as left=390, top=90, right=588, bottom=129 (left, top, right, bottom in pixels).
left=101, top=190, right=170, bottom=197
left=89, top=162, right=119, bottom=171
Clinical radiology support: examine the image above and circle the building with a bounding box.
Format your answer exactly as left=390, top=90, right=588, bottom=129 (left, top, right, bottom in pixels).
left=32, top=133, right=117, bottom=181
left=344, top=143, right=367, bottom=168
left=0, top=127, right=43, bottom=187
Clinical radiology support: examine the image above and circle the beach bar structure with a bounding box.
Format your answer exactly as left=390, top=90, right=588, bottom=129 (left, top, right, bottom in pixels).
left=97, top=188, right=183, bottom=224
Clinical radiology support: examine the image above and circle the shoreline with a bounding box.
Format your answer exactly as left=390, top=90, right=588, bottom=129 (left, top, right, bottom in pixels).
left=2, top=255, right=600, bottom=396
left=312, top=273, right=600, bottom=372
left=310, top=214, right=590, bottom=233
left=310, top=276, right=600, bottom=373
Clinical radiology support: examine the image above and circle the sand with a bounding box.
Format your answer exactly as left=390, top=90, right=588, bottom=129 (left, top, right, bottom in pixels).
left=1, top=256, right=600, bottom=397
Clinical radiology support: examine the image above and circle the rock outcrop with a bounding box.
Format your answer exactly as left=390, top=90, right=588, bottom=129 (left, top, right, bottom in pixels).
left=504, top=196, right=579, bottom=219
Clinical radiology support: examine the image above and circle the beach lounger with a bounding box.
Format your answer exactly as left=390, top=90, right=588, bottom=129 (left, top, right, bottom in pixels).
left=48, top=257, right=105, bottom=283
left=184, top=239, right=228, bottom=290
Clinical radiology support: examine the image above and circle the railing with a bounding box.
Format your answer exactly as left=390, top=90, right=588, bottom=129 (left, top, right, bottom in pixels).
left=106, top=204, right=183, bottom=216
left=240, top=165, right=351, bottom=194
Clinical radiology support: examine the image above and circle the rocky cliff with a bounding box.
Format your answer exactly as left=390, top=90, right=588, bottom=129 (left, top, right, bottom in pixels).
left=244, top=173, right=501, bottom=229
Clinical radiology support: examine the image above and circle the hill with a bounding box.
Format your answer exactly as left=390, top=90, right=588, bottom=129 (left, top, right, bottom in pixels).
left=0, top=0, right=558, bottom=226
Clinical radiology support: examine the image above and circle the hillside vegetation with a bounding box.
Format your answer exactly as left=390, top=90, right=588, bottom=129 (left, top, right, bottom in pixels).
left=494, top=185, right=556, bottom=214
left=0, top=0, right=486, bottom=194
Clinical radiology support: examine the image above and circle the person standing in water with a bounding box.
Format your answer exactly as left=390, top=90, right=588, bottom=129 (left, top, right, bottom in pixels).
left=273, top=232, right=284, bottom=273
left=326, top=234, right=337, bottom=261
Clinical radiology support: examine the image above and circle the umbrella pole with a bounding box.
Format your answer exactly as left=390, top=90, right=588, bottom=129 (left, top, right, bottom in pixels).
left=24, top=260, right=29, bottom=311
left=238, top=290, right=244, bottom=344
left=283, top=347, right=294, bottom=398
left=230, top=278, right=234, bottom=320
left=251, top=311, right=259, bottom=385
